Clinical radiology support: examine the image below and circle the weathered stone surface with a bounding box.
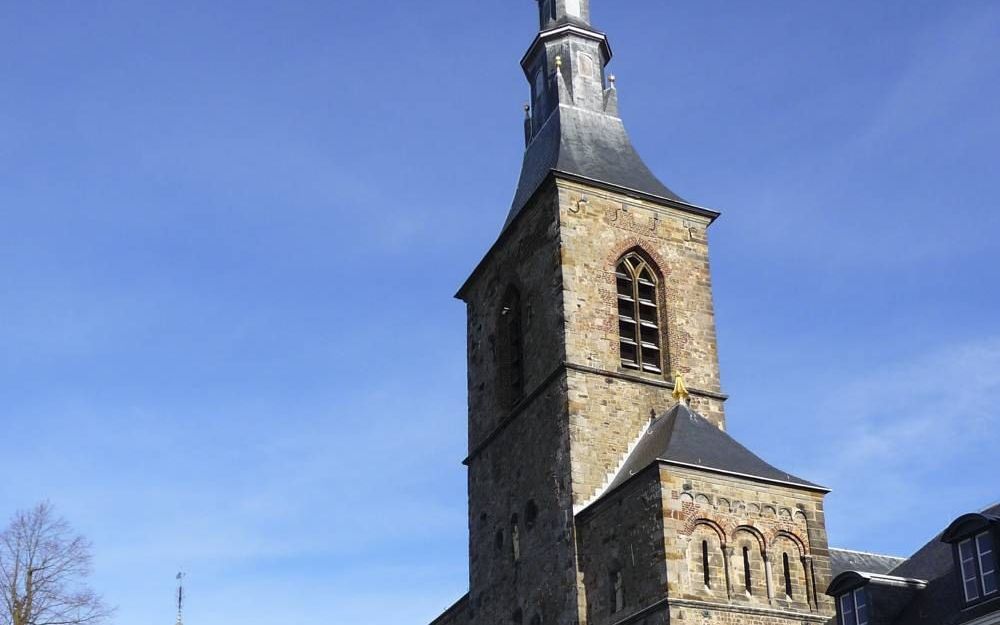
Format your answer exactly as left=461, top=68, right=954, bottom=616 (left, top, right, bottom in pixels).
left=435, top=11, right=833, bottom=625
left=446, top=173, right=834, bottom=625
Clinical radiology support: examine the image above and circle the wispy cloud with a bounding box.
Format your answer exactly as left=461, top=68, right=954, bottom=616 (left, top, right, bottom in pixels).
left=805, top=336, right=1000, bottom=553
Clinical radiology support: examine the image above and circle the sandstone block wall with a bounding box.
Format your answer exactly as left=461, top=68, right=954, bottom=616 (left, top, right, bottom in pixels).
left=463, top=184, right=565, bottom=450
left=467, top=375, right=580, bottom=625
left=576, top=467, right=667, bottom=625
left=659, top=465, right=835, bottom=619
left=565, top=368, right=726, bottom=510
left=555, top=179, right=727, bottom=509
left=556, top=180, right=723, bottom=404
left=462, top=184, right=582, bottom=625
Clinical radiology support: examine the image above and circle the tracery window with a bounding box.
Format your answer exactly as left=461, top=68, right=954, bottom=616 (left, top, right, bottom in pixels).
left=499, top=287, right=525, bottom=407
left=615, top=253, right=663, bottom=374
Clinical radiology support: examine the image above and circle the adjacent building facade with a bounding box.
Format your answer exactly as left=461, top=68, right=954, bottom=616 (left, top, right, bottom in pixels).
left=427, top=3, right=997, bottom=625
left=827, top=504, right=999, bottom=625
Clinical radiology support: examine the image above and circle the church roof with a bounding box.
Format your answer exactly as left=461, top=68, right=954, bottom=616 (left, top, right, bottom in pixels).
left=603, top=403, right=827, bottom=495
left=830, top=548, right=908, bottom=578
left=506, top=104, right=687, bottom=228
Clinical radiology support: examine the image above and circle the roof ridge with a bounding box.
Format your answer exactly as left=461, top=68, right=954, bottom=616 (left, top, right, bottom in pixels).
left=831, top=546, right=907, bottom=560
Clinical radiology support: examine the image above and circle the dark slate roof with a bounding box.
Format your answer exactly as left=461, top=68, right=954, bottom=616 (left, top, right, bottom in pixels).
left=601, top=404, right=826, bottom=496
left=827, top=502, right=1000, bottom=625
left=887, top=502, right=1000, bottom=625
left=506, top=105, right=684, bottom=228
left=830, top=548, right=907, bottom=578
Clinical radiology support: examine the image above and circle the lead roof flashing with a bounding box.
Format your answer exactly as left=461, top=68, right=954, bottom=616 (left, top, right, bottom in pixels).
left=827, top=571, right=928, bottom=596
left=520, top=24, right=612, bottom=69
left=659, top=459, right=832, bottom=494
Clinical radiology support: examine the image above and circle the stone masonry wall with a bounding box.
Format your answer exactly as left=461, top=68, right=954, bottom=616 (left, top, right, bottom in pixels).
left=556, top=179, right=727, bottom=509
left=467, top=374, right=579, bottom=625
left=556, top=179, right=724, bottom=404
left=576, top=467, right=668, bottom=625
left=659, top=465, right=835, bottom=620
left=463, top=182, right=565, bottom=451
left=462, top=182, right=581, bottom=625
left=566, top=368, right=726, bottom=511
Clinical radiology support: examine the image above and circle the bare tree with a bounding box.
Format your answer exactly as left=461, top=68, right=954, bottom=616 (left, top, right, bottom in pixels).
left=0, top=503, right=112, bottom=625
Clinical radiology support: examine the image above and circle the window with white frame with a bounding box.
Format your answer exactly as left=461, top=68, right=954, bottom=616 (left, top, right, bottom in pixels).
left=838, top=588, right=869, bottom=625
left=959, top=531, right=998, bottom=602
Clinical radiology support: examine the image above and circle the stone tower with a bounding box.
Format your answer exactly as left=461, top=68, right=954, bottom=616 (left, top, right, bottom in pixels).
left=431, top=3, right=836, bottom=625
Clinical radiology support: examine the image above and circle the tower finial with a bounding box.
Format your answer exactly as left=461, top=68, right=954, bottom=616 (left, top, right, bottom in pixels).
left=672, top=373, right=690, bottom=405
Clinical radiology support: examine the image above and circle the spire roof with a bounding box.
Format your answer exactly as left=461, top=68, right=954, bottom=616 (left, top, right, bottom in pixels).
left=506, top=1, right=697, bottom=229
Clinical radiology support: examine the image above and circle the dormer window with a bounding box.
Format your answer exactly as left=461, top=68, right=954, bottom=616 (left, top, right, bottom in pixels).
left=837, top=588, right=869, bottom=625
left=959, top=531, right=997, bottom=601
left=943, top=512, right=1000, bottom=606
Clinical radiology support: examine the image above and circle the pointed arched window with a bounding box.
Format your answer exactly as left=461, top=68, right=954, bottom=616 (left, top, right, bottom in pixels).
left=499, top=287, right=525, bottom=407
left=616, top=253, right=663, bottom=374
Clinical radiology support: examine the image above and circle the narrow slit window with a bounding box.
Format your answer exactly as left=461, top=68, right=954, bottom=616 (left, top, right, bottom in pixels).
left=610, top=570, right=624, bottom=613
left=702, top=540, right=711, bottom=588
left=783, top=552, right=793, bottom=598
left=616, top=254, right=663, bottom=374
left=742, top=546, right=753, bottom=594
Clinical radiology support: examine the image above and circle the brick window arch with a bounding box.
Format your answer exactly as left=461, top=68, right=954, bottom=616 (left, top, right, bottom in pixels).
left=615, top=253, right=663, bottom=374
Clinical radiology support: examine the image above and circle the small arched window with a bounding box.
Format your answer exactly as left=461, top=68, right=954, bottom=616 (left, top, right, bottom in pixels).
left=742, top=546, right=753, bottom=594
left=538, top=0, right=556, bottom=24
left=525, top=500, right=538, bottom=530
left=610, top=569, right=624, bottom=613
left=702, top=540, right=711, bottom=588
left=615, top=253, right=663, bottom=374
left=498, top=287, right=525, bottom=407
left=511, top=514, right=521, bottom=562
left=783, top=552, right=793, bottom=598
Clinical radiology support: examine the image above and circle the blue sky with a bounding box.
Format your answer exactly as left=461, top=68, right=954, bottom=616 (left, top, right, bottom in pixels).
left=1, top=1, right=998, bottom=623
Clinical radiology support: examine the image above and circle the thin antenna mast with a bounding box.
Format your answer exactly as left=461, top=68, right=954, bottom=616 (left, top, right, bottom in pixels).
left=175, top=572, right=185, bottom=625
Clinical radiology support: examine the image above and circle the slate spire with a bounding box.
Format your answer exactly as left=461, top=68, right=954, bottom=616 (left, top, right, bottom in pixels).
left=509, top=1, right=685, bottom=228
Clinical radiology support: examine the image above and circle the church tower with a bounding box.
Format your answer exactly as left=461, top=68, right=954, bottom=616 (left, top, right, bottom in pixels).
left=433, top=3, right=836, bottom=625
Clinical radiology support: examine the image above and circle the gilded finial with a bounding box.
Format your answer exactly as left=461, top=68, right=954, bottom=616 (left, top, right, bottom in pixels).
left=555, top=54, right=563, bottom=69
left=672, top=373, right=690, bottom=405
